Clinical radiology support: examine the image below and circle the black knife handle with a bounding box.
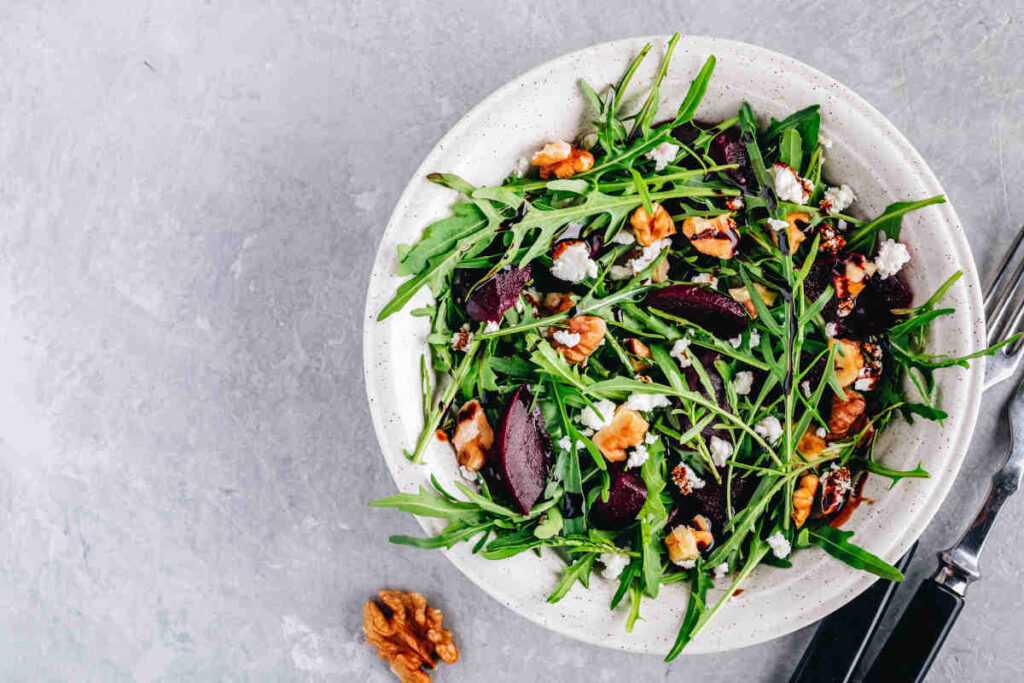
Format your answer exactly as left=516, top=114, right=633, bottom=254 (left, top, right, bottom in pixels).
left=865, top=578, right=965, bottom=682
left=789, top=544, right=917, bottom=683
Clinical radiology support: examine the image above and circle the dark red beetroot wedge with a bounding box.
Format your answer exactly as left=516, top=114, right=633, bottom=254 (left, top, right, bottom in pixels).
left=465, top=264, right=532, bottom=322
left=589, top=467, right=647, bottom=530
left=675, top=471, right=758, bottom=532
left=493, top=385, right=552, bottom=515
left=708, top=127, right=755, bottom=188
left=645, top=284, right=749, bottom=337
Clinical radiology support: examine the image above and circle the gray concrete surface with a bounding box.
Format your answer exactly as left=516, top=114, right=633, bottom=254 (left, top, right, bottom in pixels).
left=1, top=1, right=1022, bottom=681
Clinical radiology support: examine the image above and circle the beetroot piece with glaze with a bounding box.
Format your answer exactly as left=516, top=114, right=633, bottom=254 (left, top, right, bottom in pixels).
left=645, top=284, right=749, bottom=337
left=675, top=470, right=758, bottom=532
left=589, top=466, right=648, bottom=530
left=491, top=385, right=552, bottom=514
left=464, top=264, right=532, bottom=322
left=708, top=127, right=755, bottom=188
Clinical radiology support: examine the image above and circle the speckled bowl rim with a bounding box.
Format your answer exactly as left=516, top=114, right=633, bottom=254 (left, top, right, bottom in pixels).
left=363, top=35, right=985, bottom=655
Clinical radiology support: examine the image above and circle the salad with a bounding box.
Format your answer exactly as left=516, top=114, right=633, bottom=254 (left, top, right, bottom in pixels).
left=371, top=34, right=1009, bottom=658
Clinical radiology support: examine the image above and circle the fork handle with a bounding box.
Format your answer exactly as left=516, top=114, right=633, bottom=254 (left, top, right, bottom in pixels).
left=865, top=578, right=964, bottom=682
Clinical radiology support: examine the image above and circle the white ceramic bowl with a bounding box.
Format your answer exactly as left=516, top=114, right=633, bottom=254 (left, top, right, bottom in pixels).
left=363, top=35, right=986, bottom=655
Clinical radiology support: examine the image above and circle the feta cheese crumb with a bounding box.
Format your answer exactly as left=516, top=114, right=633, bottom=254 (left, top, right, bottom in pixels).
left=551, top=242, right=599, bottom=283
left=875, top=238, right=911, bottom=279
left=709, top=436, right=734, bottom=468
left=644, top=431, right=658, bottom=445
left=450, top=324, right=473, bottom=351
left=854, top=378, right=873, bottom=392
left=670, top=338, right=692, bottom=368
left=767, top=217, right=789, bottom=232
left=578, top=399, right=617, bottom=431
left=674, top=462, right=706, bottom=492
left=676, top=559, right=697, bottom=569
left=626, top=443, right=650, bottom=469
left=770, top=162, right=811, bottom=205
left=766, top=531, right=792, bottom=559
left=624, top=393, right=672, bottom=412
left=628, top=237, right=673, bottom=274
left=599, top=552, right=630, bottom=580
left=733, top=370, right=754, bottom=396
left=824, top=322, right=838, bottom=338
left=483, top=321, right=500, bottom=334
left=801, top=380, right=812, bottom=398
left=552, top=329, right=581, bottom=348
left=711, top=562, right=730, bottom=579
left=754, top=416, right=784, bottom=444
left=750, top=330, right=761, bottom=347
left=645, top=142, right=681, bottom=171
left=821, top=184, right=856, bottom=214
left=692, top=272, right=718, bottom=289
left=459, top=465, right=478, bottom=482
left=816, top=427, right=827, bottom=438
left=729, top=335, right=743, bottom=349
left=612, top=230, right=636, bottom=245
left=556, top=435, right=572, bottom=451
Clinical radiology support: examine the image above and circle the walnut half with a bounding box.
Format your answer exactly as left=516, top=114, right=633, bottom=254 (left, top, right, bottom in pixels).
left=363, top=590, right=459, bottom=683
left=452, top=400, right=493, bottom=472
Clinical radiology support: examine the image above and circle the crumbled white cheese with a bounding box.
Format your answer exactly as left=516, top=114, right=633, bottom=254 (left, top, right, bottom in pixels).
left=821, top=184, right=856, bottom=214
left=815, top=427, right=827, bottom=438
left=556, top=435, right=572, bottom=451
left=854, top=378, right=873, bottom=392
left=750, top=330, right=761, bottom=347
left=612, top=230, right=636, bottom=245
left=581, top=427, right=594, bottom=437
left=459, top=465, right=478, bottom=482
left=675, top=559, right=697, bottom=569
left=709, top=436, right=734, bottom=468
left=629, top=238, right=673, bottom=274
left=754, top=416, right=784, bottom=444
left=608, top=265, right=635, bottom=280
left=599, top=552, right=630, bottom=580
left=692, top=272, right=718, bottom=289
left=837, top=219, right=848, bottom=232
left=770, top=162, right=811, bottom=205
left=626, top=443, right=650, bottom=469
left=728, top=335, right=743, bottom=349
left=819, top=134, right=833, bottom=149
left=551, top=242, right=599, bottom=283
left=767, top=217, right=789, bottom=232
left=450, top=324, right=473, bottom=351
left=670, top=338, right=692, bottom=368
left=800, top=380, right=812, bottom=398
left=733, top=370, right=754, bottom=396
left=644, top=431, right=658, bottom=445
left=552, top=329, right=581, bottom=348
left=624, top=393, right=672, bottom=412
left=766, top=531, right=792, bottom=559
left=711, top=562, right=730, bottom=579
left=580, top=132, right=599, bottom=151
left=578, top=399, right=617, bottom=431
left=678, top=462, right=706, bottom=490
left=645, top=142, right=680, bottom=171
left=875, top=238, right=911, bottom=279
left=483, top=321, right=500, bottom=334
left=824, top=322, right=838, bottom=338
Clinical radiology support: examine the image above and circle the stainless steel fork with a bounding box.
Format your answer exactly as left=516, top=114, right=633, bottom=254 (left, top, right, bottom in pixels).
left=866, top=227, right=1024, bottom=682
left=984, top=225, right=1024, bottom=388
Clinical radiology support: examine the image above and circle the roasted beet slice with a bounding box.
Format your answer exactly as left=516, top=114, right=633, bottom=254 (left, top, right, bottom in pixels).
left=645, top=284, right=749, bottom=337
left=589, top=467, right=648, bottom=530
left=708, top=127, right=755, bottom=188
left=491, top=385, right=552, bottom=514
left=464, top=264, right=532, bottom=322
left=675, top=471, right=758, bottom=532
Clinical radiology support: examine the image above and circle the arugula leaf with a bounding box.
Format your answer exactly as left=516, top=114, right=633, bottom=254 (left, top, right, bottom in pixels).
left=370, top=486, right=482, bottom=520
left=665, top=566, right=711, bottom=660
left=547, top=553, right=598, bottom=603
left=779, top=128, right=803, bottom=171
left=845, top=196, right=946, bottom=251
left=864, top=459, right=930, bottom=486
left=806, top=527, right=905, bottom=581
left=674, top=55, right=716, bottom=125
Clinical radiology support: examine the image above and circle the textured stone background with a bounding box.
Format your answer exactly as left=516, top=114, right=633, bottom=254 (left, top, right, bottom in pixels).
left=1, top=1, right=1022, bottom=681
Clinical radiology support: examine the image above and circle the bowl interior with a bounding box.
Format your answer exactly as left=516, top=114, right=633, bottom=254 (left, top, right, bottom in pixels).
left=363, top=35, right=986, bottom=654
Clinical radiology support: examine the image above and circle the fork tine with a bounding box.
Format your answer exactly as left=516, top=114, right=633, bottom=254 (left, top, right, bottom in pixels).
left=987, top=255, right=1024, bottom=345
left=984, top=224, right=1024, bottom=314
left=999, top=296, right=1024, bottom=354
